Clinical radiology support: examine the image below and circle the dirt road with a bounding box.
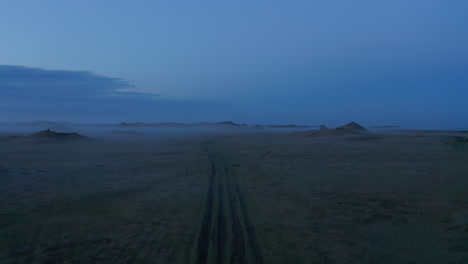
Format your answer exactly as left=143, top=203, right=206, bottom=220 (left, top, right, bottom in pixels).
left=193, top=141, right=264, bottom=264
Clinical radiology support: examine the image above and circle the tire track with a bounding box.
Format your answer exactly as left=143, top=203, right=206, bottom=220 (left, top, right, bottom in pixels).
left=221, top=158, right=264, bottom=264
left=194, top=143, right=217, bottom=264
left=193, top=141, right=264, bottom=264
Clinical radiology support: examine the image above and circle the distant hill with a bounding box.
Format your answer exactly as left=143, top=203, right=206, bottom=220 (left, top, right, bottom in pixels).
left=335, top=122, right=368, bottom=133
left=30, top=129, right=86, bottom=139
left=214, top=121, right=249, bottom=127
left=305, top=122, right=368, bottom=137
left=190, top=121, right=249, bottom=128
left=8, top=121, right=322, bottom=132
left=119, top=121, right=248, bottom=128
left=265, top=124, right=310, bottom=128
left=120, top=122, right=187, bottom=127
left=5, top=129, right=86, bottom=142
left=118, top=122, right=307, bottom=129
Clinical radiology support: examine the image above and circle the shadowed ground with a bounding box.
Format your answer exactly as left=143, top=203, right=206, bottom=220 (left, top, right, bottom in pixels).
left=0, top=130, right=467, bottom=263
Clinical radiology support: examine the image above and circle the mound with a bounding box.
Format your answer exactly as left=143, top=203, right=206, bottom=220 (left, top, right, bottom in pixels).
left=30, top=129, right=86, bottom=140
left=335, top=122, right=368, bottom=133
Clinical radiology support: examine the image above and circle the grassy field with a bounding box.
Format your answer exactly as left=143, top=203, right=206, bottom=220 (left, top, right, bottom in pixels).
left=0, top=130, right=467, bottom=263
left=222, top=132, right=468, bottom=264
left=0, top=138, right=206, bottom=263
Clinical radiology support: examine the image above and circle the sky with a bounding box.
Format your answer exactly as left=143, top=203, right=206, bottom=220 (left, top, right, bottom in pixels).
left=0, top=0, right=467, bottom=128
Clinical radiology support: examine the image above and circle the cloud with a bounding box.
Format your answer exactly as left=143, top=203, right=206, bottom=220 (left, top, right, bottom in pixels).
left=0, top=65, right=228, bottom=123
left=0, top=65, right=135, bottom=99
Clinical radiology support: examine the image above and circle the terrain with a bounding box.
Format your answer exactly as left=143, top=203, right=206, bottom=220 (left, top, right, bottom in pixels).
left=0, top=124, right=467, bottom=263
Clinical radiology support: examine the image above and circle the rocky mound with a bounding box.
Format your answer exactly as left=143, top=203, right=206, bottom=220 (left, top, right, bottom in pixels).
left=319, top=125, right=329, bottom=131
left=30, top=129, right=86, bottom=140
left=335, top=122, right=368, bottom=133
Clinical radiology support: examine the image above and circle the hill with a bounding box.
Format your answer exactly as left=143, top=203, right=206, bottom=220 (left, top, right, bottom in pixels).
left=335, top=122, right=368, bottom=133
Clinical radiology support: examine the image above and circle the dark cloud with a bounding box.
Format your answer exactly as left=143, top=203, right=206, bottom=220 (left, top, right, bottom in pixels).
left=0, top=65, right=134, bottom=99
left=0, top=65, right=227, bottom=123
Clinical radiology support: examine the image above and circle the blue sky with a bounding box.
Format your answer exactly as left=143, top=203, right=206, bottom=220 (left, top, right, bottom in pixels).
left=1, top=0, right=467, bottom=127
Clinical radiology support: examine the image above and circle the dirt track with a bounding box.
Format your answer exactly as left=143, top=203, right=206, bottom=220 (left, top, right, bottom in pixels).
left=193, top=141, right=264, bottom=264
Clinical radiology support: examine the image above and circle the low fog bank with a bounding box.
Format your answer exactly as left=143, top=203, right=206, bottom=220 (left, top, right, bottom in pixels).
left=0, top=121, right=314, bottom=141
left=1, top=121, right=465, bottom=141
